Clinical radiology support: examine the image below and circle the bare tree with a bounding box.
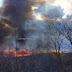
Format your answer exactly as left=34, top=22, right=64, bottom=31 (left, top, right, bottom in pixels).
left=45, top=20, right=67, bottom=72
left=56, top=20, right=72, bottom=45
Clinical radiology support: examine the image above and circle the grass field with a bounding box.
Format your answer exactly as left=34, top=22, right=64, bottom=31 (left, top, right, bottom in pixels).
left=0, top=53, right=72, bottom=72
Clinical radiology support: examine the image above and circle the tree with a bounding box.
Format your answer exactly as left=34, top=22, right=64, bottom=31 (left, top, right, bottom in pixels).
left=56, top=20, right=72, bottom=45
left=45, top=20, right=66, bottom=72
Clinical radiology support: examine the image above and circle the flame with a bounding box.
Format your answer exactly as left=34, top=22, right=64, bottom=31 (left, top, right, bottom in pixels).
left=50, top=50, right=58, bottom=52
left=49, top=50, right=61, bottom=53
left=14, top=53, right=31, bottom=57
left=3, top=49, right=36, bottom=58
left=4, top=49, right=16, bottom=54
left=3, top=53, right=36, bottom=58
left=1, top=49, right=62, bottom=58
left=2, top=54, right=31, bottom=57
left=0, top=49, right=62, bottom=58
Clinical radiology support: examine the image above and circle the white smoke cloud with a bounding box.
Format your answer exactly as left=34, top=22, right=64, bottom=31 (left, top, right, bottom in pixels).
left=33, top=0, right=72, bottom=19
left=53, top=0, right=72, bottom=18
left=33, top=1, right=64, bottom=19
left=24, top=0, right=72, bottom=51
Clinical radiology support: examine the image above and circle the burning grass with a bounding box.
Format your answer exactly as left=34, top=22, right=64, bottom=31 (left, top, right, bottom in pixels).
left=0, top=52, right=72, bottom=72
left=0, top=49, right=65, bottom=58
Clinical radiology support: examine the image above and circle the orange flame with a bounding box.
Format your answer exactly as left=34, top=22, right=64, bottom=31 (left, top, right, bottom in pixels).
left=2, top=49, right=51, bottom=58
left=2, top=53, right=35, bottom=58
left=14, top=53, right=31, bottom=57
left=3, top=49, right=36, bottom=58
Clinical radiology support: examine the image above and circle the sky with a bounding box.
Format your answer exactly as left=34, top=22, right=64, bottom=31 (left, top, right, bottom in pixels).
left=0, top=0, right=72, bottom=52
left=0, top=0, right=3, bottom=7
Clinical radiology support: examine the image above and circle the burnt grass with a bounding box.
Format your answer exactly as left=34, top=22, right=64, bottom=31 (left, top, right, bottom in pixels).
left=0, top=53, right=72, bottom=72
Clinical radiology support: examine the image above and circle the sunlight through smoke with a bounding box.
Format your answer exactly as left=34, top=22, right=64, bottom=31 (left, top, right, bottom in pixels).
left=33, top=13, right=44, bottom=21
left=31, top=6, right=38, bottom=11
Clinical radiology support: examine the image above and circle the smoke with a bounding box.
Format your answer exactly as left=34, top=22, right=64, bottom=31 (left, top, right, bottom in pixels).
left=0, top=0, right=72, bottom=52
left=33, top=0, right=67, bottom=19
left=53, top=0, right=72, bottom=18
left=1, top=0, right=32, bottom=45
left=24, top=20, right=47, bottom=49
left=25, top=1, right=64, bottom=50
left=0, top=21, right=13, bottom=44
left=32, top=0, right=72, bottom=19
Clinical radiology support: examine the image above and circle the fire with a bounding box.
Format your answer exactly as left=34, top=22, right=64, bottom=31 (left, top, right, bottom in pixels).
left=49, top=50, right=58, bottom=53
left=49, top=50, right=61, bottom=53
left=2, top=48, right=48, bottom=58
left=3, top=53, right=36, bottom=58
left=14, top=54, right=31, bottom=57
left=3, top=49, right=36, bottom=58
left=4, top=49, right=16, bottom=54
left=3, top=54, right=31, bottom=58
left=0, top=49, right=62, bottom=58
left=0, top=48, right=62, bottom=58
